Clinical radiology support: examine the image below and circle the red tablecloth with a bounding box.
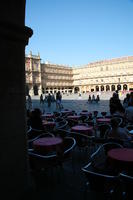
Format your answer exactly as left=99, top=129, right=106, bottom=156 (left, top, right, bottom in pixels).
left=67, top=115, right=80, bottom=120
left=107, top=148, right=133, bottom=171
left=97, top=118, right=111, bottom=123
left=42, top=113, right=54, bottom=119
left=71, top=125, right=93, bottom=135
left=80, top=112, right=90, bottom=116
left=42, top=121, right=56, bottom=128
left=33, top=137, right=63, bottom=154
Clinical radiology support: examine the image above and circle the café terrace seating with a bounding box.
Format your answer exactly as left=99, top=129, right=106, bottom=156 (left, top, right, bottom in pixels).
left=28, top=136, right=76, bottom=178
left=27, top=107, right=133, bottom=199
left=82, top=142, right=123, bottom=199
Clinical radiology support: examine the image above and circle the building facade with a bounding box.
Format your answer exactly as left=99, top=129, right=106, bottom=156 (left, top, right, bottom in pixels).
left=25, top=51, right=41, bottom=95
left=25, top=53, right=133, bottom=95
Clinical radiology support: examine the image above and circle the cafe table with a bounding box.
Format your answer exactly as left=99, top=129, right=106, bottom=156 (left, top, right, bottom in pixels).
left=96, top=118, right=111, bottom=123
left=107, top=148, right=133, bottom=171
left=42, top=113, right=54, bottom=119
left=67, top=115, right=80, bottom=120
left=61, top=110, right=72, bottom=115
left=71, top=125, right=93, bottom=136
left=33, top=137, right=63, bottom=154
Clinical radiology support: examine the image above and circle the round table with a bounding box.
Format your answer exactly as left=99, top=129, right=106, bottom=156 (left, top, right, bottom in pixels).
left=42, top=113, right=54, bottom=119
left=61, top=110, right=72, bottom=114
left=107, top=148, right=133, bottom=171
left=96, top=118, right=111, bottom=123
left=42, top=121, right=56, bottom=130
left=67, top=115, right=80, bottom=120
left=80, top=112, right=90, bottom=116
left=71, top=125, right=93, bottom=135
left=33, top=137, right=63, bottom=154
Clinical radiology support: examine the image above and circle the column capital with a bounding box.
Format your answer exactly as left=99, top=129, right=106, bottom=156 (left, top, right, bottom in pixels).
left=0, top=21, right=33, bottom=45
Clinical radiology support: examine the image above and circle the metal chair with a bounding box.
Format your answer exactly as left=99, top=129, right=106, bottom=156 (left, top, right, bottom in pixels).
left=82, top=142, right=123, bottom=199
left=119, top=171, right=133, bottom=200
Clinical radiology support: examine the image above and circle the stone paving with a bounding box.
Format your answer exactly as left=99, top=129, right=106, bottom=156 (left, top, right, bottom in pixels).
left=29, top=91, right=126, bottom=115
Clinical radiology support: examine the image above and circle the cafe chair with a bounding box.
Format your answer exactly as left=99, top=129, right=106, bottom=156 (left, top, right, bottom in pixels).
left=27, top=127, right=44, bottom=140
left=82, top=142, right=123, bottom=199
left=53, top=128, right=71, bottom=138
left=62, top=136, right=76, bottom=172
left=28, top=132, right=55, bottom=149
left=70, top=131, right=95, bottom=154
left=119, top=171, right=133, bottom=200
left=28, top=137, right=76, bottom=177
left=97, top=123, right=112, bottom=138
left=56, top=119, right=68, bottom=130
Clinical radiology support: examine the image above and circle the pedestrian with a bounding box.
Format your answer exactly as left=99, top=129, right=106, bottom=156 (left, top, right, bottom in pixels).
left=47, top=93, right=52, bottom=107
left=27, top=94, right=32, bottom=111
left=40, top=94, right=44, bottom=105
left=56, top=91, right=62, bottom=110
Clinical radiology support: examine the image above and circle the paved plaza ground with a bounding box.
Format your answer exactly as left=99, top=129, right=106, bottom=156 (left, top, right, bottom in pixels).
left=30, top=91, right=126, bottom=115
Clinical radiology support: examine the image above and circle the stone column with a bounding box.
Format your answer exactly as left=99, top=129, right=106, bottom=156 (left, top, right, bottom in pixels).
left=0, top=1, right=33, bottom=199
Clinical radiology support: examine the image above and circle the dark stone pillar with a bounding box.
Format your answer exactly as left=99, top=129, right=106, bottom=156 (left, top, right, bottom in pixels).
left=0, top=1, right=33, bottom=199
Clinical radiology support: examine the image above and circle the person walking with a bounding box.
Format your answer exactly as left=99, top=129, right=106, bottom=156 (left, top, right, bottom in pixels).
left=40, top=94, right=44, bottom=105
left=47, top=93, right=52, bottom=108
left=27, top=94, right=32, bottom=111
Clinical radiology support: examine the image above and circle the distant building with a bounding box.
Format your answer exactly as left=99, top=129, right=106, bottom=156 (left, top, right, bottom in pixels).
left=25, top=52, right=133, bottom=95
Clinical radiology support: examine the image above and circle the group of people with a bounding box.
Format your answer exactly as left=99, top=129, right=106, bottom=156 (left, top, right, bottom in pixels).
left=88, top=94, right=100, bottom=103
left=40, top=91, right=63, bottom=109
left=107, top=91, right=133, bottom=147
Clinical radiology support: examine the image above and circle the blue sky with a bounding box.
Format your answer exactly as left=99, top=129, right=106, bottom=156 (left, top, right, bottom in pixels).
left=25, top=0, right=133, bottom=66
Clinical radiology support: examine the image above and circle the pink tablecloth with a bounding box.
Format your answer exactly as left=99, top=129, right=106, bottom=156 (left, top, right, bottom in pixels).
left=80, top=112, right=90, bottom=116
left=42, top=114, right=54, bottom=119
left=71, top=125, right=93, bottom=135
left=33, top=137, right=63, bottom=154
left=42, top=121, right=56, bottom=127
left=96, top=118, right=111, bottom=123
left=107, top=148, right=133, bottom=171
left=67, top=115, right=80, bottom=120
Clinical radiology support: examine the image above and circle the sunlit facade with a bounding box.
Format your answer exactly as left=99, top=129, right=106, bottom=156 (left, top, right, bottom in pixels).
left=25, top=52, right=133, bottom=95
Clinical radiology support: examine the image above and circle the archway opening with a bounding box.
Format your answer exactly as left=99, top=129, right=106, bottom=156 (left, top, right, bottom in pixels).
left=123, top=84, right=127, bottom=90
left=117, top=84, right=121, bottom=91
left=74, top=87, right=79, bottom=93
left=101, top=85, right=104, bottom=91
left=106, top=85, right=110, bottom=91
left=33, top=85, right=38, bottom=95
left=96, top=86, right=99, bottom=91
left=111, top=85, right=115, bottom=91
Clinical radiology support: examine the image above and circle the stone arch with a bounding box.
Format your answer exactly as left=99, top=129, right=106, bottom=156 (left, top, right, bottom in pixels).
left=106, top=85, right=110, bottom=91
left=74, top=87, right=79, bottom=93
left=123, top=84, right=127, bottom=90
left=33, top=85, right=38, bottom=95
left=101, top=85, right=104, bottom=91
left=111, top=85, right=115, bottom=91
left=96, top=85, right=99, bottom=91
left=117, top=84, right=121, bottom=91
